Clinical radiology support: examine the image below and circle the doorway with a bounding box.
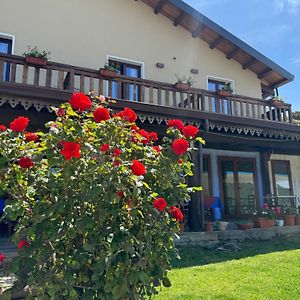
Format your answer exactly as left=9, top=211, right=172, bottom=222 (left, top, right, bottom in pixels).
left=219, top=157, right=259, bottom=216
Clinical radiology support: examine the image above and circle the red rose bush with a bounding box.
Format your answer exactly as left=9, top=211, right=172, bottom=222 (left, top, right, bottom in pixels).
left=0, top=93, right=204, bottom=299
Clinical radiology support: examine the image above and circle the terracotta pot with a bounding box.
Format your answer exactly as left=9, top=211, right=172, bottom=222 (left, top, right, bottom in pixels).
left=25, top=56, right=47, bottom=66
left=283, top=215, right=295, bottom=226
left=254, top=218, right=275, bottom=228
left=205, top=222, right=213, bottom=232
left=237, top=223, right=253, bottom=230
left=99, top=68, right=117, bottom=78
left=174, top=82, right=191, bottom=91
left=217, top=90, right=232, bottom=97
left=294, top=215, right=300, bottom=225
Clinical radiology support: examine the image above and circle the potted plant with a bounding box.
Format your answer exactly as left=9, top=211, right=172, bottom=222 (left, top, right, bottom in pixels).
left=215, top=220, right=229, bottom=231
left=295, top=207, right=300, bottom=225
left=217, top=83, right=233, bottom=97
left=204, top=208, right=213, bottom=232
left=274, top=207, right=284, bottom=227
left=99, top=62, right=119, bottom=78
left=283, top=207, right=297, bottom=226
left=268, top=96, right=285, bottom=108
left=23, top=46, right=50, bottom=66
left=174, top=75, right=195, bottom=90
left=236, top=219, right=253, bottom=230
left=253, top=203, right=276, bottom=228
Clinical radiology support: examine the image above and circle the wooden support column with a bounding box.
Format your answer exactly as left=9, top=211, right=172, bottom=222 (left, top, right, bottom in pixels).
left=189, top=142, right=204, bottom=231
left=260, top=152, right=272, bottom=197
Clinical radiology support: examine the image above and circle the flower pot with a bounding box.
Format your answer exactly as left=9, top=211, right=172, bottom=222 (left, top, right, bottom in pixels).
left=275, top=219, right=284, bottom=227
left=237, top=223, right=253, bottom=230
left=217, top=90, right=232, bottom=97
left=294, top=215, right=300, bottom=225
left=174, top=82, right=191, bottom=91
left=283, top=215, right=295, bottom=226
left=254, top=218, right=275, bottom=228
left=99, top=68, right=117, bottom=78
left=25, top=56, right=47, bottom=66
left=205, top=222, right=213, bottom=232
left=217, top=221, right=229, bottom=231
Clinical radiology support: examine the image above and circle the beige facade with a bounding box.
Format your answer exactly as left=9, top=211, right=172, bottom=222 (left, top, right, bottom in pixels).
left=0, top=0, right=262, bottom=98
left=269, top=154, right=300, bottom=196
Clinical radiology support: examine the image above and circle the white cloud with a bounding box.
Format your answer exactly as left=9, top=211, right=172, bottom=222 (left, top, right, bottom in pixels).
left=274, top=0, right=300, bottom=15
left=292, top=55, right=300, bottom=67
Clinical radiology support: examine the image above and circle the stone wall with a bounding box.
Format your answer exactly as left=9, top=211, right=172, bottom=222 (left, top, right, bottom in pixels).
left=175, top=226, right=300, bottom=247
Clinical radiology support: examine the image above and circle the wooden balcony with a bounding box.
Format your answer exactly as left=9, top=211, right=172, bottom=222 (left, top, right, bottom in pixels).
left=0, top=53, right=294, bottom=127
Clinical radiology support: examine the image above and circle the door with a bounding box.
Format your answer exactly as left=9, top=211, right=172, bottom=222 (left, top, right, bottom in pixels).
left=219, top=157, right=259, bottom=216
left=0, top=37, right=12, bottom=81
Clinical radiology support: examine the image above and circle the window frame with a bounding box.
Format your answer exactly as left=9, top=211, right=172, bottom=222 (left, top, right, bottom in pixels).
left=271, top=160, right=294, bottom=196
left=206, top=75, right=235, bottom=93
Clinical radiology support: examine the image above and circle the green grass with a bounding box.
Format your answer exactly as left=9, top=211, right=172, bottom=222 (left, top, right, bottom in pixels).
left=156, top=237, right=300, bottom=300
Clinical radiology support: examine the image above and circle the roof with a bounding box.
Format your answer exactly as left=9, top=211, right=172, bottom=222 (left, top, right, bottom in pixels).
left=140, top=0, right=294, bottom=93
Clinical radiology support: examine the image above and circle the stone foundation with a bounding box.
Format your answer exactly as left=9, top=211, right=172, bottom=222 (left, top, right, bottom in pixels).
left=175, top=225, right=300, bottom=247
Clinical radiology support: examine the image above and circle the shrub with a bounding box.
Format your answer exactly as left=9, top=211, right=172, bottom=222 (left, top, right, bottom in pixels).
left=0, top=93, right=203, bottom=299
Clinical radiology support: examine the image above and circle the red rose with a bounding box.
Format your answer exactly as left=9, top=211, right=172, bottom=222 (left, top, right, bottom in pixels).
left=100, top=144, right=110, bottom=153
left=60, top=141, right=81, bottom=160
left=182, top=125, right=199, bottom=138
left=25, top=132, right=39, bottom=142
left=113, top=160, right=122, bottom=167
left=93, top=107, right=110, bottom=123
left=18, top=157, right=34, bottom=168
left=117, top=191, right=124, bottom=198
left=169, top=206, right=184, bottom=222
left=131, top=125, right=139, bottom=131
left=178, top=159, right=183, bottom=164
left=0, top=253, right=5, bottom=262
left=172, top=139, right=189, bottom=156
left=56, top=108, right=65, bottom=117
left=138, top=129, right=150, bottom=144
left=18, top=240, right=29, bottom=250
left=153, top=197, right=167, bottom=211
left=69, top=93, right=92, bottom=111
left=150, top=131, right=158, bottom=141
left=152, top=146, right=162, bottom=153
left=167, top=119, right=184, bottom=130
left=131, top=160, right=146, bottom=176
left=10, top=116, right=29, bottom=132
left=0, top=125, right=7, bottom=131
left=113, top=148, right=122, bottom=157
left=116, top=107, right=137, bottom=122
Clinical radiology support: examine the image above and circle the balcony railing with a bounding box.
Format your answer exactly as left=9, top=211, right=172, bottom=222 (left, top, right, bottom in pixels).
left=0, top=53, right=293, bottom=123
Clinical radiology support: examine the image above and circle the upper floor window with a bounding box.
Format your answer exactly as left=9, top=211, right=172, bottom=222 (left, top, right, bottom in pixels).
left=0, top=37, right=13, bottom=81
left=208, top=77, right=234, bottom=93
left=109, top=59, right=142, bottom=102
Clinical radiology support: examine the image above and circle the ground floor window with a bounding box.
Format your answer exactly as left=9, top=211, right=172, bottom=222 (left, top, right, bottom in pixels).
left=271, top=160, right=293, bottom=196
left=219, top=157, right=258, bottom=216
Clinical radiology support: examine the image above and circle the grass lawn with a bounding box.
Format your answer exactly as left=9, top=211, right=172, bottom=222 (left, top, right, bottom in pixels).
left=156, top=237, right=300, bottom=300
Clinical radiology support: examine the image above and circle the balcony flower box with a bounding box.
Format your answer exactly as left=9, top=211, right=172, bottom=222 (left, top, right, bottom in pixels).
left=217, top=89, right=232, bottom=97
left=254, top=218, right=275, bottom=228
left=25, top=56, right=47, bottom=66
left=174, top=82, right=191, bottom=91
left=283, top=214, right=295, bottom=226
left=99, top=68, right=117, bottom=78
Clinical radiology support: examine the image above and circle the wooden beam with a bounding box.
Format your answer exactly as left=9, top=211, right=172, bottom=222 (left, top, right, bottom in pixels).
left=154, top=0, right=168, bottom=14
left=209, top=36, right=224, bottom=49
left=192, top=24, right=204, bottom=38
left=173, top=11, right=185, bottom=26
left=258, top=68, right=273, bottom=79
left=226, top=47, right=239, bottom=60
left=242, top=58, right=257, bottom=70
left=271, top=78, right=288, bottom=88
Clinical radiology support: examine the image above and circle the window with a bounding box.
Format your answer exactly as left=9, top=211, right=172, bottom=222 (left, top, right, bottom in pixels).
left=110, top=59, right=141, bottom=101
left=208, top=78, right=227, bottom=92
left=0, top=37, right=12, bottom=81
left=271, top=160, right=293, bottom=196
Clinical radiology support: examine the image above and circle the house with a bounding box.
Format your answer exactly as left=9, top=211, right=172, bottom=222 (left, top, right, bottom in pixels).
left=0, top=0, right=299, bottom=233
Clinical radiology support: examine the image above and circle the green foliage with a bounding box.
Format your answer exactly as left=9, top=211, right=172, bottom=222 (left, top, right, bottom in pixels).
left=0, top=94, right=200, bottom=299
left=23, top=46, right=50, bottom=60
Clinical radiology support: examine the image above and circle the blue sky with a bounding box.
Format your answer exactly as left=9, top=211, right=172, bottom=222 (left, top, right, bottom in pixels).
left=185, top=0, right=300, bottom=111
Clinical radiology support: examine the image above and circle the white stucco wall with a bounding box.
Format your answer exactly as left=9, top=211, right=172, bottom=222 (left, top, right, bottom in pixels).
left=0, top=0, right=262, bottom=98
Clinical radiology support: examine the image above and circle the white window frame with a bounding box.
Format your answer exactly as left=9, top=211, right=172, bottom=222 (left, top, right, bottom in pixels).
left=206, top=75, right=235, bottom=93
left=0, top=33, right=15, bottom=54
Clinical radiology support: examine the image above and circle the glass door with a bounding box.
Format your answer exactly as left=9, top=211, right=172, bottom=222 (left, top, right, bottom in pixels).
left=219, top=157, right=258, bottom=216
left=0, top=38, right=12, bottom=81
